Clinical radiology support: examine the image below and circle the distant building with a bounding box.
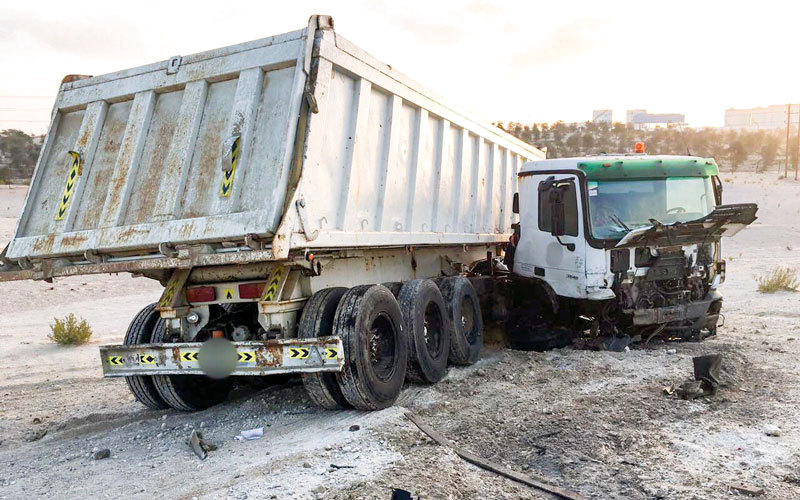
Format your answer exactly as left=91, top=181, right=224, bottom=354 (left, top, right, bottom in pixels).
left=625, top=109, right=685, bottom=128
left=724, top=104, right=800, bottom=130
left=592, top=110, right=613, bottom=123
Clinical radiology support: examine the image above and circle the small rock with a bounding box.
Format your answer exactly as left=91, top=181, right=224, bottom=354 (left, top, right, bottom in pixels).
left=504, top=374, right=514, bottom=381
left=161, top=422, right=167, bottom=430
left=475, top=368, right=487, bottom=377
left=666, top=349, right=677, bottom=355
left=24, top=428, right=47, bottom=442
left=763, top=424, right=782, bottom=437
left=349, top=425, right=360, bottom=432
left=32, top=417, right=42, bottom=424
left=92, top=448, right=111, bottom=460
left=302, top=462, right=312, bottom=469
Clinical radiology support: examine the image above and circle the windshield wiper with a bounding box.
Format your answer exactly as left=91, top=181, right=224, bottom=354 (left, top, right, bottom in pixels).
left=609, top=214, right=631, bottom=232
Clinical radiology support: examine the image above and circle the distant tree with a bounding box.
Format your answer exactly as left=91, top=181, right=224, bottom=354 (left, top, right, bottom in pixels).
left=0, top=129, right=41, bottom=181
left=728, top=140, right=747, bottom=172
left=759, top=135, right=780, bottom=172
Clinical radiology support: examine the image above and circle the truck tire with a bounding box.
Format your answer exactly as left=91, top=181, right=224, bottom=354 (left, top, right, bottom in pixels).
left=123, top=303, right=169, bottom=410
left=335, top=285, right=407, bottom=410
left=440, top=277, right=483, bottom=365
left=397, top=280, right=450, bottom=383
left=381, top=281, right=403, bottom=298
left=151, top=322, right=232, bottom=411
left=300, top=287, right=352, bottom=409
left=504, top=306, right=573, bottom=351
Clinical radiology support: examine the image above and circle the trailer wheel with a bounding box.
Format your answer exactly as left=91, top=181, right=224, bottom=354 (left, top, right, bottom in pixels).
left=381, top=281, right=403, bottom=298
left=398, top=280, right=450, bottom=383
left=335, top=285, right=407, bottom=410
left=440, top=277, right=483, bottom=365
left=300, top=287, right=352, bottom=409
left=151, top=323, right=232, bottom=412
left=123, top=303, right=169, bottom=410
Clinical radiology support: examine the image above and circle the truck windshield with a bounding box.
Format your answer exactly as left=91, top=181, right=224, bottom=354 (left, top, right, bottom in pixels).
left=587, top=176, right=715, bottom=240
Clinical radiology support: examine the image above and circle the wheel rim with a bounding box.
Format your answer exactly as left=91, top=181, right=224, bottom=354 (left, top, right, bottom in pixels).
left=368, top=312, right=397, bottom=382
left=460, top=297, right=477, bottom=344
left=423, top=301, right=444, bottom=358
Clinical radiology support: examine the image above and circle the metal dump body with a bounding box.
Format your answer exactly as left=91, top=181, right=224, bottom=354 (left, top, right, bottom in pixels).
left=3, top=16, right=542, bottom=279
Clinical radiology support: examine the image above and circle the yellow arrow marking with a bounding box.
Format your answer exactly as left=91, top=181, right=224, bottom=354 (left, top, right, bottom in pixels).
left=222, top=288, right=235, bottom=300
left=180, top=351, right=199, bottom=362
left=261, top=267, right=284, bottom=302
left=324, top=348, right=338, bottom=359
left=288, top=347, right=310, bottom=359
left=55, top=151, right=81, bottom=221
left=238, top=351, right=255, bottom=363
left=219, top=137, right=240, bottom=197
left=108, top=356, right=123, bottom=366
left=139, top=354, right=156, bottom=365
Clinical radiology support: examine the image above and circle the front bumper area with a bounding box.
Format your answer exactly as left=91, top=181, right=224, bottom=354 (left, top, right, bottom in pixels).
left=100, top=336, right=343, bottom=377
left=629, top=298, right=714, bottom=326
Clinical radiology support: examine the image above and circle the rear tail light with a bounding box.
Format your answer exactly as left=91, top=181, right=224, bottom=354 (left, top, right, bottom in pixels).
left=186, top=286, right=215, bottom=303
left=238, top=282, right=266, bottom=299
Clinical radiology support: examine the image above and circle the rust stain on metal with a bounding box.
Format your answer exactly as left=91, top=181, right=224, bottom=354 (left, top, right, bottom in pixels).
left=255, top=344, right=282, bottom=367
left=32, top=233, right=56, bottom=253
left=171, top=346, right=183, bottom=368
left=60, top=234, right=88, bottom=247
left=117, top=226, right=151, bottom=241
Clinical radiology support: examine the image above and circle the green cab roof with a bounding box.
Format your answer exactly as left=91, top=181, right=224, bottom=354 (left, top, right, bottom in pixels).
left=577, top=157, right=719, bottom=181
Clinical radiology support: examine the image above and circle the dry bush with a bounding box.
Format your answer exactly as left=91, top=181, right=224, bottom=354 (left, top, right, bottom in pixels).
left=49, top=313, right=93, bottom=345
left=756, top=267, right=799, bottom=293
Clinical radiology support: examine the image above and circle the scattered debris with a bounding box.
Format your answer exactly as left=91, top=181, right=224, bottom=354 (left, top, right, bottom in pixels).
left=188, top=430, right=217, bottom=460
left=728, top=482, right=765, bottom=496
left=234, top=427, right=264, bottom=441
left=349, top=425, right=360, bottom=432
left=32, top=417, right=42, bottom=424
left=762, top=424, right=782, bottom=437
left=676, top=380, right=709, bottom=400
left=302, top=461, right=312, bottom=469
left=329, top=464, right=355, bottom=470
left=604, top=335, right=631, bottom=352
left=91, top=448, right=110, bottom=460
left=23, top=428, right=47, bottom=442
left=404, top=412, right=586, bottom=500
left=391, top=489, right=413, bottom=500
left=672, top=354, right=723, bottom=399
left=666, top=349, right=677, bottom=355
left=693, top=354, right=722, bottom=386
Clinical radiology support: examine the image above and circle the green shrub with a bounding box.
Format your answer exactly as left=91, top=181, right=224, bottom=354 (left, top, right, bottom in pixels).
left=756, top=267, right=799, bottom=293
left=49, top=313, right=93, bottom=345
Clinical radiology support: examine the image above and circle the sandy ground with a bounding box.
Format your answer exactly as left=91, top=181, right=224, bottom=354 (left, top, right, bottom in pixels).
left=0, top=173, right=799, bottom=499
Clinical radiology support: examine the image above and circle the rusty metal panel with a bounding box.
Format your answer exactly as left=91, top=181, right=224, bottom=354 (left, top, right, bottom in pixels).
left=6, top=23, right=315, bottom=262
left=5, top=15, right=542, bottom=277
left=99, top=336, right=343, bottom=377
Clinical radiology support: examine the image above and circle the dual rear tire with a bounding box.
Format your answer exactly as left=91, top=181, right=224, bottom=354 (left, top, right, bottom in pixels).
left=124, top=303, right=231, bottom=412
left=301, top=277, right=482, bottom=411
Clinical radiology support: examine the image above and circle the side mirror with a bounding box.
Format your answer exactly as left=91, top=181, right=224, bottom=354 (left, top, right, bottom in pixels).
left=549, top=191, right=566, bottom=237
left=512, top=193, right=519, bottom=214
left=712, top=175, right=723, bottom=205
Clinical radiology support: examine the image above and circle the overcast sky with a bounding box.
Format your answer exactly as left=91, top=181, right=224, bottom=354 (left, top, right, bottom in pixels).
left=0, top=0, right=796, bottom=134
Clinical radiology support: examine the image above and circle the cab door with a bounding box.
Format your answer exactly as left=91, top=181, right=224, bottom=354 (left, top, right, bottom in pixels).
left=513, top=172, right=587, bottom=299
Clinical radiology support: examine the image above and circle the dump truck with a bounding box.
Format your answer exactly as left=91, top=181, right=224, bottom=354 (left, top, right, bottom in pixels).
left=0, top=15, right=757, bottom=412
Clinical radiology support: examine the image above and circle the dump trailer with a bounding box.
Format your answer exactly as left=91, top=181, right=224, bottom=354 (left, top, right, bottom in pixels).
left=0, top=15, right=543, bottom=411
left=0, top=16, right=758, bottom=413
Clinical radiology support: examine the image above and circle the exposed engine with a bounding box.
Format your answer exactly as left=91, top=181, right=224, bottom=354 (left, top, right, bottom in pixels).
left=614, top=244, right=720, bottom=337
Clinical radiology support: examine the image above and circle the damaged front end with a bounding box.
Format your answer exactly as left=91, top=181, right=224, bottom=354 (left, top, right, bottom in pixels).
left=612, top=204, right=757, bottom=340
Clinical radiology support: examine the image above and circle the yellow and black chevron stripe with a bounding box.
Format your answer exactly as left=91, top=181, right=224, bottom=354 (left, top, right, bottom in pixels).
left=261, top=267, right=284, bottom=302
left=219, top=137, right=240, bottom=197
left=55, top=151, right=81, bottom=221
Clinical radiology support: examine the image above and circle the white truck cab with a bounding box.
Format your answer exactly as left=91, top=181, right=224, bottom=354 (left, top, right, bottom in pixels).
left=505, top=153, right=758, bottom=347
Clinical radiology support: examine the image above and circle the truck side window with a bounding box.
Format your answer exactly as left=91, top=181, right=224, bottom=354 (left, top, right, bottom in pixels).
left=538, top=179, right=579, bottom=236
